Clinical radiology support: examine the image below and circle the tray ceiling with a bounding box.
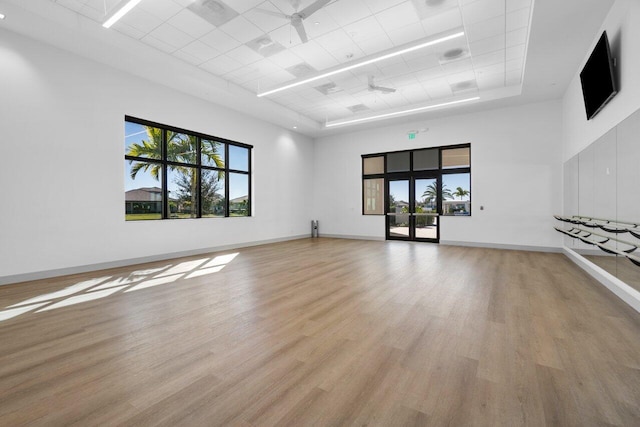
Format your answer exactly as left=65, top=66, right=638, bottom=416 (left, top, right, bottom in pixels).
left=52, top=0, right=533, bottom=126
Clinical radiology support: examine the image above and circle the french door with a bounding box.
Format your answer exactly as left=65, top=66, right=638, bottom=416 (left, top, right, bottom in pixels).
left=386, top=175, right=439, bottom=242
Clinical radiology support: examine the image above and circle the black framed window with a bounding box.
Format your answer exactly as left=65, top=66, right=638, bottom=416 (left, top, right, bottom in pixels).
left=124, top=116, right=251, bottom=221
left=362, top=144, right=471, bottom=216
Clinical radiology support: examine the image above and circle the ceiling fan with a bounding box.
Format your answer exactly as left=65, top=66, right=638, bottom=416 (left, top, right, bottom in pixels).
left=255, top=0, right=333, bottom=43
left=368, top=76, right=396, bottom=94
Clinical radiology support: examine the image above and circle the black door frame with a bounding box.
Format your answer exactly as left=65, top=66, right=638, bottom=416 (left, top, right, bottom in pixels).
left=386, top=172, right=440, bottom=243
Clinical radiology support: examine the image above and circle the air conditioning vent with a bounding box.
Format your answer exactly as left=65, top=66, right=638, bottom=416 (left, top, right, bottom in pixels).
left=188, top=0, right=238, bottom=27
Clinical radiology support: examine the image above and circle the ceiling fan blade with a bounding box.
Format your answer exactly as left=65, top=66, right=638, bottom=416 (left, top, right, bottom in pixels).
left=254, top=8, right=289, bottom=19
left=298, top=0, right=332, bottom=19
left=375, top=86, right=396, bottom=94
left=291, top=16, right=309, bottom=43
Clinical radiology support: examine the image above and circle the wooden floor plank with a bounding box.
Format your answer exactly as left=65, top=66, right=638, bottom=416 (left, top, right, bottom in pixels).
left=1, top=238, right=639, bottom=426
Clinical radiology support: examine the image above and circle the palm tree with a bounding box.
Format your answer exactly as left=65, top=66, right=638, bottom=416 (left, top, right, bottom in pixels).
left=453, top=186, right=470, bottom=200
left=421, top=182, right=453, bottom=205
left=127, top=127, right=224, bottom=218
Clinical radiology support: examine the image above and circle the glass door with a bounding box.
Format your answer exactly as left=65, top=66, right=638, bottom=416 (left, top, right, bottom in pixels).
left=387, top=179, right=411, bottom=239
left=386, top=177, right=439, bottom=242
left=414, top=177, right=439, bottom=242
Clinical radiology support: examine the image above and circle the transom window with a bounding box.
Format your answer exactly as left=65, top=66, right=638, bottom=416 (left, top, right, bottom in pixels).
left=362, top=144, right=471, bottom=217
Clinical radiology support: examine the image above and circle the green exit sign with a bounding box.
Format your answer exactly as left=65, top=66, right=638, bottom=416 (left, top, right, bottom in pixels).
left=408, top=133, right=416, bottom=140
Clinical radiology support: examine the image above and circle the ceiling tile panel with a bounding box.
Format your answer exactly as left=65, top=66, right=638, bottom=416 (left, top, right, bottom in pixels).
left=506, top=0, right=532, bottom=13
left=117, top=8, right=163, bottom=33
left=420, top=7, right=463, bottom=37
left=462, top=0, right=505, bottom=25
left=200, top=29, right=242, bottom=52
left=362, top=0, right=406, bottom=14
left=446, top=69, right=476, bottom=84
left=244, top=2, right=289, bottom=32
left=466, top=15, right=506, bottom=43
left=112, top=22, right=145, bottom=39
left=506, top=7, right=531, bottom=32
left=268, top=49, right=305, bottom=68
left=377, top=61, right=412, bottom=78
left=304, top=10, right=341, bottom=39
left=506, top=43, right=526, bottom=61
left=141, top=34, right=178, bottom=54
left=167, top=9, right=216, bottom=39
left=472, top=50, right=504, bottom=69
left=375, top=1, right=420, bottom=33
left=227, top=0, right=265, bottom=14
left=145, top=23, right=194, bottom=51
left=469, top=34, right=505, bottom=56
left=422, top=79, right=454, bottom=99
left=226, top=45, right=264, bottom=65
left=355, top=34, right=394, bottom=55
left=173, top=49, right=204, bottom=65
left=200, top=55, right=243, bottom=74
left=386, top=22, right=426, bottom=46
left=476, top=71, right=505, bottom=89
left=290, top=41, right=340, bottom=70
left=315, top=29, right=354, bottom=51
left=138, top=0, right=182, bottom=21
left=220, top=16, right=264, bottom=43
left=179, top=40, right=221, bottom=63
left=324, top=0, right=375, bottom=27
left=506, top=27, right=528, bottom=47
left=344, top=16, right=386, bottom=42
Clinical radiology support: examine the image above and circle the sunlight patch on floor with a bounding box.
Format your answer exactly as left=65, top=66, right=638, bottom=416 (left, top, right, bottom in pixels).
left=0, top=252, right=241, bottom=322
left=7, top=276, right=113, bottom=308
left=37, top=286, right=128, bottom=312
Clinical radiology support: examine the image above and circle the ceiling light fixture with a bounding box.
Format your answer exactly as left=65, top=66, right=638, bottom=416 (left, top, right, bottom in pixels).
left=257, top=30, right=465, bottom=97
left=325, top=97, right=480, bottom=128
left=0, top=13, right=5, bottom=20
left=102, top=0, right=142, bottom=28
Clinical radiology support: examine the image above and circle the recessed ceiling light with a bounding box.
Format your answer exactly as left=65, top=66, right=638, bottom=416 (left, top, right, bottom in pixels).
left=293, top=126, right=298, bottom=129
left=103, top=0, right=142, bottom=28
left=257, top=30, right=465, bottom=97
left=0, top=13, right=5, bottom=20
left=325, top=97, right=480, bottom=128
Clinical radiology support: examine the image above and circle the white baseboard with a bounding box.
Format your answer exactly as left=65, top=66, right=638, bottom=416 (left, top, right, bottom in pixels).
left=440, top=240, right=562, bottom=253
left=320, top=235, right=560, bottom=251
left=563, top=246, right=640, bottom=313
left=0, top=234, right=309, bottom=286
left=319, top=234, right=385, bottom=241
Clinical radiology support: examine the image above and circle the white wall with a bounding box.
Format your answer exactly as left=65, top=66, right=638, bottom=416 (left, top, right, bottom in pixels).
left=313, top=101, right=563, bottom=249
left=0, top=29, right=314, bottom=282
left=562, top=0, right=640, bottom=161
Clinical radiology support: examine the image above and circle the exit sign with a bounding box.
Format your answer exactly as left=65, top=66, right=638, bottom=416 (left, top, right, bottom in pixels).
left=408, top=133, right=416, bottom=140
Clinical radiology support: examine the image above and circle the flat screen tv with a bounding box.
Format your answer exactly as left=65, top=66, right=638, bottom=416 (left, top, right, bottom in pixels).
left=580, top=31, right=617, bottom=120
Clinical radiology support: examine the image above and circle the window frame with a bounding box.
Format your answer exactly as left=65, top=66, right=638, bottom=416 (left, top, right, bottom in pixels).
left=124, top=115, right=252, bottom=220
left=361, top=143, right=471, bottom=216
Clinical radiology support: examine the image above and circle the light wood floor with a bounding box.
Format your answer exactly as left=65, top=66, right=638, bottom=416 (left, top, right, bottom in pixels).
left=1, top=238, right=639, bottom=426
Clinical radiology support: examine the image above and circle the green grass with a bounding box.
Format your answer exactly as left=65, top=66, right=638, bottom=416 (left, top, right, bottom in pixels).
left=126, top=213, right=248, bottom=220
left=126, top=214, right=162, bottom=221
